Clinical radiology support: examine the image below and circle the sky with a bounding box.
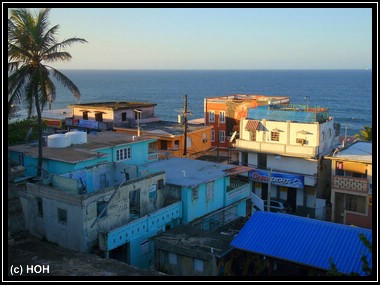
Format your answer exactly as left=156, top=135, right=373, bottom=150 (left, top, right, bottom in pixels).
left=7, top=6, right=373, bottom=70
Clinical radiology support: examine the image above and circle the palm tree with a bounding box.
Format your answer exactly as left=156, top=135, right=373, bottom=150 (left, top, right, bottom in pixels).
left=8, top=8, right=87, bottom=177
left=354, top=126, right=372, bottom=142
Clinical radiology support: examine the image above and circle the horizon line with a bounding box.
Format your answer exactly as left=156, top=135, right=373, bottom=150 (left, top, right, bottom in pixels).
left=56, top=68, right=373, bottom=71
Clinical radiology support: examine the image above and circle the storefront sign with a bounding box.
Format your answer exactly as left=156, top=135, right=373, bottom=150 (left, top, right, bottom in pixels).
left=78, top=119, right=99, bottom=129
left=43, top=119, right=62, bottom=128
left=249, top=170, right=304, bottom=188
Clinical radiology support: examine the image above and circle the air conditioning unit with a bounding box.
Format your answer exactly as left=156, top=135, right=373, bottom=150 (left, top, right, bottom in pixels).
left=296, top=138, right=306, bottom=144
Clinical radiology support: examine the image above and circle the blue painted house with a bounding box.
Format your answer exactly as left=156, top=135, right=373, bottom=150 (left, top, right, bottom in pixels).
left=8, top=131, right=158, bottom=179
left=142, top=158, right=253, bottom=226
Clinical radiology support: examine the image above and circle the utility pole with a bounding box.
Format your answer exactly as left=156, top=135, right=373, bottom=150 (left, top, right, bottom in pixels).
left=217, top=114, right=220, bottom=160
left=183, top=95, right=188, bottom=157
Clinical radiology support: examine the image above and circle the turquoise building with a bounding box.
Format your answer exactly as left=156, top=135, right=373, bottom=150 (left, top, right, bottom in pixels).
left=8, top=131, right=158, bottom=180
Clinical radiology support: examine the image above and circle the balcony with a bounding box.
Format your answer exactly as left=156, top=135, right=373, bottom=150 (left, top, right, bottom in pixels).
left=98, top=201, right=182, bottom=251
left=226, top=180, right=250, bottom=205
left=235, top=139, right=317, bottom=157
left=332, top=175, right=369, bottom=193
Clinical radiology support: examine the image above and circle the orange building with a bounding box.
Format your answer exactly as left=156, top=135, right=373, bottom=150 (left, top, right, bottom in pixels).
left=204, top=94, right=290, bottom=149
left=115, top=121, right=213, bottom=159
left=326, top=141, right=372, bottom=229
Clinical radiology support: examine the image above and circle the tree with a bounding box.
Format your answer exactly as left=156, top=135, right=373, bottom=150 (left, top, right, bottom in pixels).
left=8, top=8, right=87, bottom=177
left=354, top=126, right=372, bottom=142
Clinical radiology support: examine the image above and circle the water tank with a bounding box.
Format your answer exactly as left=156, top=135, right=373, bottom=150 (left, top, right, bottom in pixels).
left=76, top=131, right=87, bottom=144
left=47, top=134, right=69, bottom=148
left=65, top=131, right=77, bottom=145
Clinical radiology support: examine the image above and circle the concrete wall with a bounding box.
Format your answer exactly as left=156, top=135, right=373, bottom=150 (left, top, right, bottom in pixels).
left=20, top=169, right=166, bottom=253
left=155, top=244, right=217, bottom=276
left=19, top=183, right=85, bottom=251
left=87, top=172, right=167, bottom=248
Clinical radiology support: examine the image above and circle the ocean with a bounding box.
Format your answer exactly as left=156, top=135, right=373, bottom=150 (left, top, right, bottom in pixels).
left=26, top=69, right=374, bottom=137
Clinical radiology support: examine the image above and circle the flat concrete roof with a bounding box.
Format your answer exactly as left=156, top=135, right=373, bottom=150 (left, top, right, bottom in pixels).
left=68, top=101, right=156, bottom=110
left=154, top=217, right=248, bottom=258
left=8, top=131, right=155, bottom=164
left=330, top=141, right=372, bottom=163
left=141, top=120, right=212, bottom=137
left=145, top=157, right=252, bottom=187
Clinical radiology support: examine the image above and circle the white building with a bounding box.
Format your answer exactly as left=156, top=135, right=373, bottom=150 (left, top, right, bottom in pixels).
left=234, top=103, right=340, bottom=219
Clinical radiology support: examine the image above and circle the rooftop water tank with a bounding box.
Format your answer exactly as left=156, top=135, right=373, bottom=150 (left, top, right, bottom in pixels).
left=65, top=131, right=87, bottom=145
left=47, top=134, right=69, bottom=148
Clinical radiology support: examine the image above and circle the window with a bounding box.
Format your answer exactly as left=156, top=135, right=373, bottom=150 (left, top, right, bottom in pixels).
left=95, top=112, right=103, bottom=122
left=57, top=208, right=67, bottom=224
left=250, top=131, right=256, bottom=141
left=219, top=130, right=225, bottom=142
left=209, top=111, right=215, bottom=123
left=122, top=112, right=127, bottom=121
left=37, top=197, right=43, bottom=218
left=97, top=201, right=107, bottom=218
left=345, top=194, right=366, bottom=214
left=211, top=130, right=215, bottom=142
left=271, top=131, right=279, bottom=141
left=193, top=258, right=204, bottom=272
left=82, top=111, right=88, bottom=120
left=321, top=131, right=325, bottom=142
left=174, top=140, right=179, bottom=150
left=219, top=111, right=225, bottom=123
left=206, top=182, right=215, bottom=200
left=168, top=252, right=177, bottom=265
left=192, top=187, right=199, bottom=200
left=157, top=179, right=164, bottom=189
left=116, top=147, right=131, bottom=161
left=161, top=140, right=168, bottom=150
left=129, top=189, right=140, bottom=217
left=149, top=184, right=157, bottom=199
left=135, top=110, right=141, bottom=120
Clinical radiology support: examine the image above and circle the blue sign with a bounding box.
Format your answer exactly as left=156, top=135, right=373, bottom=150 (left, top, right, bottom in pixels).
left=249, top=170, right=304, bottom=188
left=78, top=119, right=99, bottom=129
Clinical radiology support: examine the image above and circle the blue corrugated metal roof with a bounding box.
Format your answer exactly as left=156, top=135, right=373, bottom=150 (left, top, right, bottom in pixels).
left=230, top=211, right=372, bottom=276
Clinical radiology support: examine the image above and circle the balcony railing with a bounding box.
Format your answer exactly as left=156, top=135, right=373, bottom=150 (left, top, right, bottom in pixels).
left=98, top=201, right=182, bottom=251
left=332, top=175, right=369, bottom=193
left=235, top=139, right=317, bottom=157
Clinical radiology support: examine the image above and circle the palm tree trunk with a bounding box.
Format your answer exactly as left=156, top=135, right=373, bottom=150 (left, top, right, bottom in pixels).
left=35, top=93, right=43, bottom=177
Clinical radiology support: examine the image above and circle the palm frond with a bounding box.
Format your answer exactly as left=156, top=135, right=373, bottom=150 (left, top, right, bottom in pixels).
left=50, top=67, right=81, bottom=101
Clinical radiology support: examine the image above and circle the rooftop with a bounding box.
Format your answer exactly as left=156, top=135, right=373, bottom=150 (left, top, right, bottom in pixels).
left=8, top=131, right=155, bottom=163
left=68, top=101, right=157, bottom=111
left=230, top=211, right=372, bottom=276
left=154, top=217, right=248, bottom=258
left=329, top=141, right=372, bottom=163
left=248, top=104, right=330, bottom=124
left=144, top=157, right=252, bottom=187
left=41, top=108, right=73, bottom=120
left=140, top=120, right=212, bottom=137
left=205, top=94, right=290, bottom=103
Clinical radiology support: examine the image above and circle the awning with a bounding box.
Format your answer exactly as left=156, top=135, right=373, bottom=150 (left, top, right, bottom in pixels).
left=224, top=165, right=255, bottom=175
left=245, top=120, right=260, bottom=131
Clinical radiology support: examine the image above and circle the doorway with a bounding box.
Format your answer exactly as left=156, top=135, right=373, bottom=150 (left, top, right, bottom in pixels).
left=109, top=243, right=130, bottom=264
left=287, top=187, right=297, bottom=213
